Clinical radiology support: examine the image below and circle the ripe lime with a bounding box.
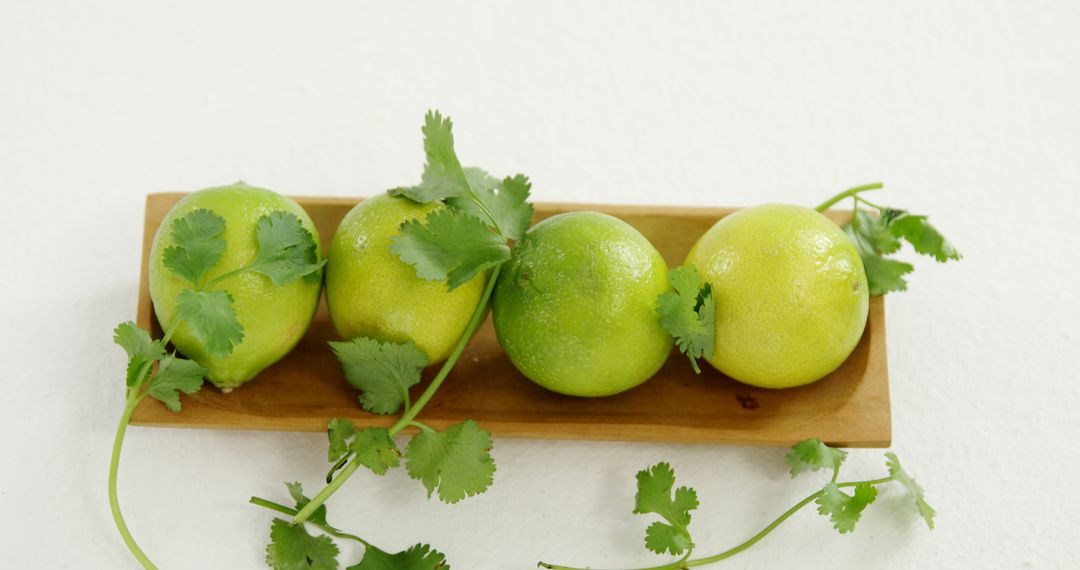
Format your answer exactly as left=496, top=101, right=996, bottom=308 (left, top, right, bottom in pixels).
left=325, top=194, right=487, bottom=363
left=149, top=182, right=323, bottom=389
left=687, top=204, right=869, bottom=388
left=492, top=212, right=673, bottom=397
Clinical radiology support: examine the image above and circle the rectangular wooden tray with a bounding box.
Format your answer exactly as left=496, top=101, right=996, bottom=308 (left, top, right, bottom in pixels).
left=132, top=194, right=891, bottom=447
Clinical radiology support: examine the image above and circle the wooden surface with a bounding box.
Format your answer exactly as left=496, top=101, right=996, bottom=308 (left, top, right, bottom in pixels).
left=132, top=194, right=891, bottom=447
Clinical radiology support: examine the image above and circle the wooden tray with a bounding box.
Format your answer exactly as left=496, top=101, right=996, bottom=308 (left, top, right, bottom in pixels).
left=132, top=194, right=891, bottom=447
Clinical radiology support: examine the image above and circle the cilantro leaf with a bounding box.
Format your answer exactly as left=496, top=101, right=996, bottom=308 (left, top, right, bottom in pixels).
left=655, top=265, right=715, bottom=374
left=327, top=418, right=356, bottom=463
left=176, top=289, right=245, bottom=358
left=113, top=321, right=166, bottom=387
left=266, top=518, right=339, bottom=570
left=405, top=420, right=495, bottom=504
left=447, top=174, right=535, bottom=242
left=785, top=439, right=848, bottom=477
left=346, top=543, right=448, bottom=570
left=815, top=483, right=878, bottom=534
left=286, top=482, right=328, bottom=526
left=251, top=211, right=326, bottom=286
left=328, top=337, right=428, bottom=415
left=843, top=205, right=959, bottom=295
left=390, top=209, right=509, bottom=290
left=633, top=462, right=698, bottom=555
left=389, top=111, right=470, bottom=203
left=162, top=209, right=227, bottom=285
left=351, top=427, right=400, bottom=476
left=147, top=354, right=207, bottom=412
left=886, top=212, right=961, bottom=262
left=885, top=452, right=936, bottom=529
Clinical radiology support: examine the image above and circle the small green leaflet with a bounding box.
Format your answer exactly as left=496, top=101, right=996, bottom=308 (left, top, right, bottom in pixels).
left=405, top=420, right=495, bottom=504
left=147, top=355, right=207, bottom=412
left=844, top=206, right=960, bottom=295
left=286, top=482, right=328, bottom=526
left=327, top=418, right=356, bottom=463
left=885, top=211, right=961, bottom=263
left=885, top=452, right=936, bottom=529
left=655, top=265, right=715, bottom=374
left=351, top=427, right=400, bottom=476
left=266, top=518, right=339, bottom=570
left=447, top=174, right=535, bottom=242
left=815, top=483, right=878, bottom=534
left=633, top=462, right=699, bottom=555
left=251, top=211, right=326, bottom=286
left=176, top=289, right=245, bottom=358
left=346, top=543, right=449, bottom=570
left=389, top=110, right=471, bottom=204
left=113, top=321, right=165, bottom=387
left=163, top=209, right=227, bottom=285
left=785, top=439, right=848, bottom=477
left=390, top=209, right=509, bottom=290
left=328, top=337, right=428, bottom=415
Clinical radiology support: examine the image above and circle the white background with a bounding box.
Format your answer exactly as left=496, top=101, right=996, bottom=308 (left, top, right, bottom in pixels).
left=2, top=1, right=1078, bottom=568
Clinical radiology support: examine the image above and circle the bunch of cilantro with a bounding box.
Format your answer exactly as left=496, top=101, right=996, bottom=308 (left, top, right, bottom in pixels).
left=249, top=111, right=534, bottom=569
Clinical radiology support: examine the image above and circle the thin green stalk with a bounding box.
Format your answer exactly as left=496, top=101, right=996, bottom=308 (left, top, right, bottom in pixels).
left=249, top=497, right=372, bottom=547
left=813, top=183, right=883, bottom=212
left=539, top=476, right=897, bottom=570
left=290, top=264, right=503, bottom=525
left=198, top=266, right=252, bottom=290
left=109, top=390, right=158, bottom=570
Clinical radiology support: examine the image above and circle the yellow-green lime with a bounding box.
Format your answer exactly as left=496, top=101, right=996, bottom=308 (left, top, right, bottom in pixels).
left=492, top=212, right=673, bottom=397
left=149, top=182, right=324, bottom=390
left=687, top=203, right=869, bottom=388
left=325, top=193, right=487, bottom=363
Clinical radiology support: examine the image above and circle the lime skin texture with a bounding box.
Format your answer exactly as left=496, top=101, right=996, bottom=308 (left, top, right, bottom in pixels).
left=493, top=211, right=674, bottom=397
left=325, top=194, right=487, bottom=364
left=149, top=183, right=324, bottom=390
left=687, top=204, right=869, bottom=389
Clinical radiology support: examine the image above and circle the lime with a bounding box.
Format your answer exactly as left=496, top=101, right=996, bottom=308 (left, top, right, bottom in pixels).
left=149, top=183, right=323, bottom=390
left=492, top=212, right=673, bottom=397
left=325, top=194, right=487, bottom=363
left=687, top=204, right=869, bottom=388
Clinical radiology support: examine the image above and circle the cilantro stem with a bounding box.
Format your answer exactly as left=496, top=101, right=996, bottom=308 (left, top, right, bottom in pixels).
left=248, top=497, right=372, bottom=547
left=290, top=264, right=503, bottom=526
left=813, top=183, right=884, bottom=213
left=198, top=266, right=251, bottom=291
left=538, top=475, right=897, bottom=570
left=108, top=390, right=158, bottom=570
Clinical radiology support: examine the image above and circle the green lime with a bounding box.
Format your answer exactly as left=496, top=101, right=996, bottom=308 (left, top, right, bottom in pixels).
left=149, top=183, right=323, bottom=390
left=687, top=204, right=869, bottom=388
left=492, top=212, right=673, bottom=397
left=325, top=194, right=487, bottom=363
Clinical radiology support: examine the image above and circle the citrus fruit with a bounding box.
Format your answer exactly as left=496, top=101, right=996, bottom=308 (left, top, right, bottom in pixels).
left=492, top=211, right=673, bottom=397
left=149, top=182, right=323, bottom=390
left=325, top=193, right=487, bottom=363
left=686, top=203, right=869, bottom=388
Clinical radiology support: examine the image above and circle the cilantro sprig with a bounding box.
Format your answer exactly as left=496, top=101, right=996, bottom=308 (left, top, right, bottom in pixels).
left=109, top=205, right=324, bottom=569
left=539, top=439, right=935, bottom=570
left=655, top=265, right=714, bottom=374
left=816, top=183, right=961, bottom=295
left=252, top=111, right=531, bottom=569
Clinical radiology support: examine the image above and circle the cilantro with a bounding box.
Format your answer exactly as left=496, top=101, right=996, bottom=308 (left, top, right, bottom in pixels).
left=114, top=321, right=165, bottom=387
left=785, top=438, right=848, bottom=477
left=176, top=289, right=245, bottom=358
left=147, top=355, right=207, bottom=412
left=251, top=211, right=326, bottom=285
left=351, top=427, right=400, bottom=476
left=328, top=338, right=428, bottom=415
left=655, top=265, right=715, bottom=374
left=286, top=482, right=329, bottom=526
left=886, top=212, right=961, bottom=262
left=390, top=209, right=510, bottom=289
left=405, top=420, right=495, bottom=504
left=346, top=544, right=448, bottom=570
left=162, top=209, right=227, bottom=285
left=815, top=483, right=878, bottom=534
left=885, top=452, right=936, bottom=529
left=266, top=518, right=340, bottom=570
left=633, top=463, right=698, bottom=555
left=389, top=111, right=471, bottom=203
left=446, top=174, right=535, bottom=242
left=327, top=418, right=356, bottom=463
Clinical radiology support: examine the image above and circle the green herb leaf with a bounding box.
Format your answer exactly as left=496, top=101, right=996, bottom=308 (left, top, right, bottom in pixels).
left=351, top=427, right=400, bottom=476
left=843, top=205, right=959, bottom=295
left=447, top=174, right=535, bottom=242
left=176, top=289, right=245, bottom=358
left=162, top=209, right=227, bottom=285
left=405, top=420, right=495, bottom=504
left=656, top=265, right=715, bottom=374
left=147, top=355, right=206, bottom=412
left=390, top=209, right=509, bottom=290
left=346, top=543, right=449, bottom=570
left=389, top=111, right=470, bottom=204
left=327, top=418, right=356, bottom=463
left=885, top=452, right=936, bottom=529
left=328, top=337, right=428, bottom=415
left=286, top=482, right=328, bottom=526
left=265, top=518, right=339, bottom=570
left=113, top=321, right=166, bottom=387
left=886, top=212, right=961, bottom=262
left=251, top=211, right=325, bottom=286
left=815, top=482, right=878, bottom=534
left=785, top=439, right=848, bottom=477
left=633, top=462, right=698, bottom=555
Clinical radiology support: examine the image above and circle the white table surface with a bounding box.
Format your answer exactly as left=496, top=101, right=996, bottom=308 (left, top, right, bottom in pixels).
left=3, top=1, right=1078, bottom=568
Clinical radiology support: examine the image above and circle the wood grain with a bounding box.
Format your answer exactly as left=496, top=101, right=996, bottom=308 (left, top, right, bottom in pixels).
left=132, top=193, right=891, bottom=448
